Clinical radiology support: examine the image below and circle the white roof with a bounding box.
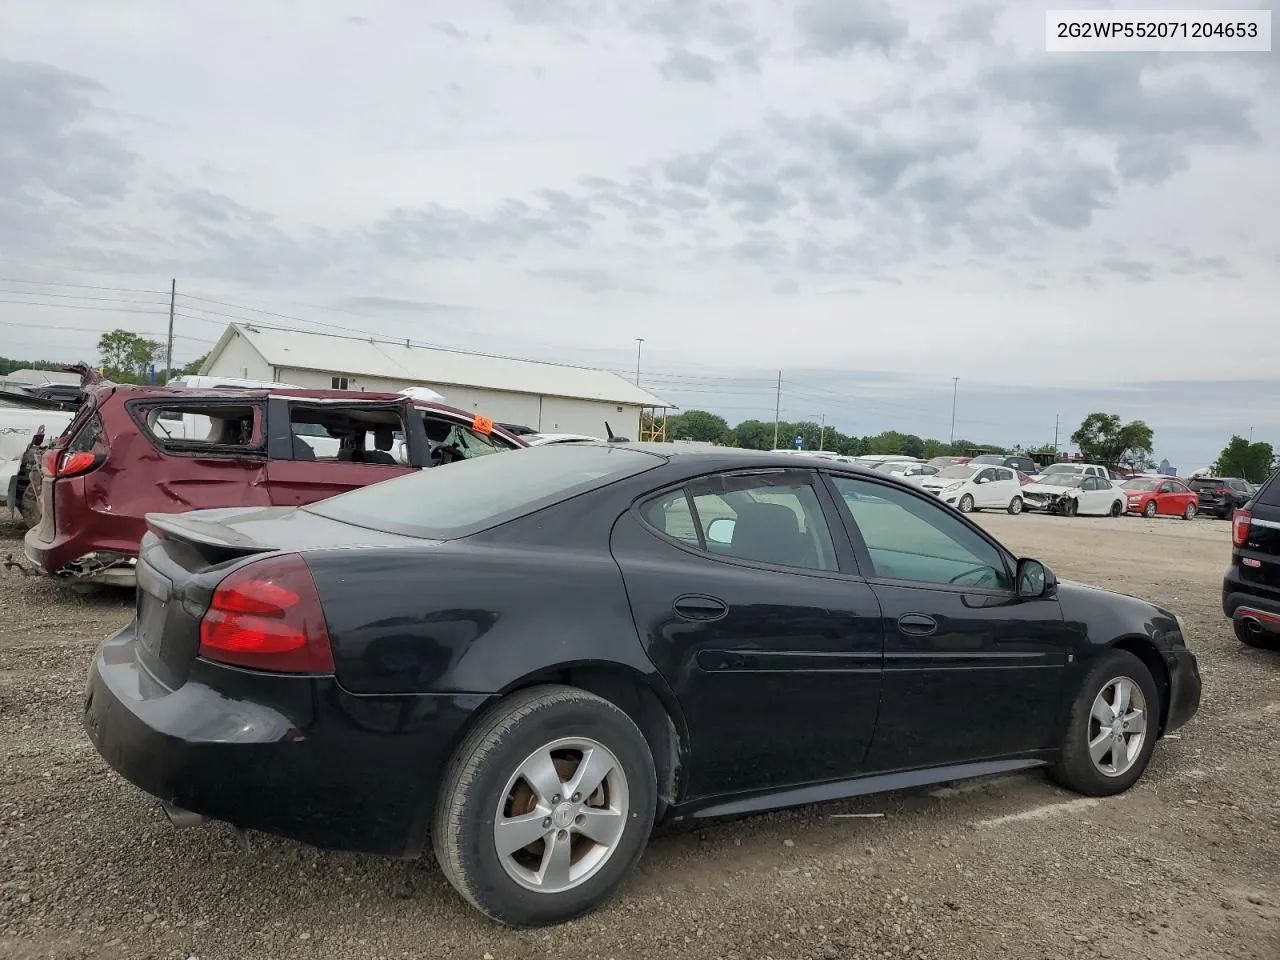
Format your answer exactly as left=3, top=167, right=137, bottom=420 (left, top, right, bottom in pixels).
left=203, top=323, right=672, bottom=408
left=1, top=368, right=80, bottom=386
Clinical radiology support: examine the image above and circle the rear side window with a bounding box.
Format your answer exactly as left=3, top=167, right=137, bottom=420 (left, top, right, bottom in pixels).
left=65, top=412, right=105, bottom=453
left=287, top=402, right=407, bottom=465
left=305, top=444, right=661, bottom=538
left=1255, top=472, right=1280, bottom=507
left=131, top=402, right=263, bottom=453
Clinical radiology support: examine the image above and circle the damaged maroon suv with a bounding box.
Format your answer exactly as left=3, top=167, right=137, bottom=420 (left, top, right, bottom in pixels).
left=23, top=375, right=523, bottom=585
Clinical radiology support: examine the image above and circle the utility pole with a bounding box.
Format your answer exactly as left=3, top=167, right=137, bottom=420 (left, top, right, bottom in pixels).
left=634, top=338, right=644, bottom=385
left=949, top=377, right=959, bottom=445
left=818, top=413, right=826, bottom=452
left=772, top=370, right=782, bottom=450
left=1053, top=414, right=1060, bottom=451
left=165, top=278, right=176, bottom=384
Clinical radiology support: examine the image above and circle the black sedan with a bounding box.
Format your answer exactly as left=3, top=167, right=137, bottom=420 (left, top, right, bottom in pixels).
left=83, top=443, right=1201, bottom=927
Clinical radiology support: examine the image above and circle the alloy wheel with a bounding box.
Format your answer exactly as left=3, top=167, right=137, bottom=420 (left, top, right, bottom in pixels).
left=494, top=737, right=630, bottom=894
left=1087, top=677, right=1148, bottom=778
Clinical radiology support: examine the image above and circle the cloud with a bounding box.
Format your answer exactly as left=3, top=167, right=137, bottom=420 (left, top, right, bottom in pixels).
left=660, top=49, right=719, bottom=84
left=1098, top=257, right=1155, bottom=283
left=337, top=295, right=464, bottom=313
left=942, top=3, right=1002, bottom=44
left=530, top=267, right=626, bottom=292
left=433, top=22, right=467, bottom=40
left=794, top=0, right=909, bottom=57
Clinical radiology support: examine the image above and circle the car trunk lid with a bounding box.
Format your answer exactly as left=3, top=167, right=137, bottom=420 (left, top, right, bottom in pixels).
left=134, top=506, right=434, bottom=689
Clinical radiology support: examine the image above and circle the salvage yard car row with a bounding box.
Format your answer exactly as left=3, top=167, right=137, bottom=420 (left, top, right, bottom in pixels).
left=9, top=366, right=1280, bottom=934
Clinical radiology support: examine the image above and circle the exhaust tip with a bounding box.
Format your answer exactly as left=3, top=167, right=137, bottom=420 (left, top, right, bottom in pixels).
left=161, top=801, right=210, bottom=829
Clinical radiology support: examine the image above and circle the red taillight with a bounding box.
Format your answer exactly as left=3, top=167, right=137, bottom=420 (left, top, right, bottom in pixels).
left=40, top=447, right=102, bottom=478
left=198, top=554, right=335, bottom=674
left=1233, top=508, right=1252, bottom=548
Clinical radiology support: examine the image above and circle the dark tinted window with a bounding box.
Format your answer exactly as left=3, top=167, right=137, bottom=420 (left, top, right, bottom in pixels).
left=642, top=473, right=839, bottom=572
left=1255, top=472, right=1280, bottom=507
left=306, top=445, right=661, bottom=537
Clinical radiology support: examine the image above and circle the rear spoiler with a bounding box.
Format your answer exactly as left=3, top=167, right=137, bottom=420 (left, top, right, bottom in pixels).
left=65, top=362, right=104, bottom=387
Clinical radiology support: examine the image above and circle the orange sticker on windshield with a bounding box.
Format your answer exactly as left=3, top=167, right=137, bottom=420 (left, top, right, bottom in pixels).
left=472, top=414, right=494, bottom=435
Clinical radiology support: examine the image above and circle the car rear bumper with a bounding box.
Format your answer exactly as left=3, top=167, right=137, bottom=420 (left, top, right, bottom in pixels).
left=83, top=624, right=487, bottom=858
left=1223, top=572, right=1280, bottom=634
left=1164, top=648, right=1201, bottom=734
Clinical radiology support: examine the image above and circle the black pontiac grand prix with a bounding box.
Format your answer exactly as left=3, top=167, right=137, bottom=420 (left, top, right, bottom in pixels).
left=83, top=443, right=1201, bottom=927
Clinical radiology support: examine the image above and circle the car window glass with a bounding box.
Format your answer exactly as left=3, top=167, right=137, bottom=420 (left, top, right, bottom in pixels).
left=682, top=474, right=838, bottom=572
left=1097, top=479, right=1112, bottom=490
left=135, top=402, right=262, bottom=451
left=997, top=468, right=1013, bottom=482
left=830, top=476, right=1011, bottom=590
left=288, top=403, right=408, bottom=466
left=422, top=412, right=517, bottom=463
left=641, top=490, right=699, bottom=545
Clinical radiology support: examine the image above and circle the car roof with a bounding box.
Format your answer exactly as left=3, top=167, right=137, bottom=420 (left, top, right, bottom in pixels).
left=106, top=383, right=478, bottom=419
left=579, top=442, right=891, bottom=477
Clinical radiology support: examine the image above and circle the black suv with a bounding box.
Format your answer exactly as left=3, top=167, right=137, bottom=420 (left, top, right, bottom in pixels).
left=1223, top=470, right=1280, bottom=648
left=1191, top=476, right=1253, bottom=519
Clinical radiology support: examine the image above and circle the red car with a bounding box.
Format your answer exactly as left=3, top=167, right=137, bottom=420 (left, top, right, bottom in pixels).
left=1120, top=476, right=1199, bottom=519
left=23, top=375, right=524, bottom=585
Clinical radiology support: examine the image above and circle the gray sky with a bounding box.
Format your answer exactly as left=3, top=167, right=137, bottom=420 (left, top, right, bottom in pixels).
left=1, top=0, right=1277, bottom=470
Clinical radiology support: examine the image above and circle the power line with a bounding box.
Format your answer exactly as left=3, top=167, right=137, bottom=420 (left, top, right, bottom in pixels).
left=0, top=276, right=167, bottom=295
left=0, top=298, right=171, bottom=316
left=0, top=288, right=171, bottom=307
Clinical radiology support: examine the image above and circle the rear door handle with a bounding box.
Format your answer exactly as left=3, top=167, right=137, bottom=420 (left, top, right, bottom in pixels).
left=897, top=613, right=937, bottom=636
left=674, top=595, right=728, bottom=622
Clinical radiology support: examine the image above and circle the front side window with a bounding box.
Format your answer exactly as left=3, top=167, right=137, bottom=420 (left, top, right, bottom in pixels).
left=422, top=412, right=519, bottom=463
left=641, top=472, right=839, bottom=572
left=830, top=475, right=1011, bottom=590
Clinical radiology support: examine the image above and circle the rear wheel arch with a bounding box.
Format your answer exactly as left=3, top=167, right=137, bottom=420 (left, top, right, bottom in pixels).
left=490, top=663, right=689, bottom=818
left=1107, top=636, right=1171, bottom=734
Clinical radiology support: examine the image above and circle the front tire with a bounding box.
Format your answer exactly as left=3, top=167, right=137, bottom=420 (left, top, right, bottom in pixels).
left=958, top=494, right=974, bottom=513
left=1050, top=649, right=1159, bottom=797
left=1142, top=500, right=1157, bottom=519
left=1008, top=496, right=1023, bottom=515
left=433, top=685, right=657, bottom=928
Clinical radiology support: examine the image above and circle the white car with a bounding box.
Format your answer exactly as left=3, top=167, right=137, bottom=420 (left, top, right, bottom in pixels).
left=525, top=433, right=603, bottom=446
left=1021, top=473, right=1126, bottom=517
left=918, top=463, right=1024, bottom=514
left=871, top=460, right=940, bottom=486
left=1038, top=462, right=1122, bottom=482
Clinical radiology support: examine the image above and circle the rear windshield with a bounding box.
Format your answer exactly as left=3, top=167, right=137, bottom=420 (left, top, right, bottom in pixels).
left=1122, top=479, right=1159, bottom=491
left=304, top=444, right=662, bottom=538
left=1041, top=463, right=1080, bottom=475
left=936, top=465, right=977, bottom=479
left=1189, top=478, right=1223, bottom=491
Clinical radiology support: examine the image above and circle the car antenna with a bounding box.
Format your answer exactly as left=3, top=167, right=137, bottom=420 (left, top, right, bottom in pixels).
left=604, top=422, right=630, bottom=443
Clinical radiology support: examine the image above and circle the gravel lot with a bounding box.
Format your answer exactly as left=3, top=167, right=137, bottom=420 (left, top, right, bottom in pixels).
left=1, top=511, right=1277, bottom=960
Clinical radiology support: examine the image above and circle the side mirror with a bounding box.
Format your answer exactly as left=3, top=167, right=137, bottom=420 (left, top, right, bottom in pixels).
left=975, top=476, right=988, bottom=484
left=1016, top=558, right=1055, bottom=598
left=705, top=517, right=735, bottom=545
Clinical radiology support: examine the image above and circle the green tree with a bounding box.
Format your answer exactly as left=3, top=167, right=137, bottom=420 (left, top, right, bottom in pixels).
left=663, top=410, right=732, bottom=444
left=178, top=353, right=209, bottom=378
left=97, top=328, right=163, bottom=384
left=1214, top=436, right=1275, bottom=482
left=1070, top=413, right=1154, bottom=469
left=732, top=419, right=775, bottom=450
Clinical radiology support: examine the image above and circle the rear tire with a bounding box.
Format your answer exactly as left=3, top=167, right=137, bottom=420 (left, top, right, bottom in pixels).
left=19, top=483, right=39, bottom=529
left=1109, top=500, right=1123, bottom=517
left=1050, top=649, right=1160, bottom=797
left=1183, top=503, right=1196, bottom=521
left=1008, top=496, right=1023, bottom=515
left=432, top=685, right=657, bottom=928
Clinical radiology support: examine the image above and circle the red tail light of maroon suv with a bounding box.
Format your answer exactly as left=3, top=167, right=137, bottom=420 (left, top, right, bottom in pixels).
left=23, top=379, right=524, bottom=585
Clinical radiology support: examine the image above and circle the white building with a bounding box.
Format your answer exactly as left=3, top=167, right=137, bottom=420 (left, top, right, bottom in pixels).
left=200, top=323, right=673, bottom=438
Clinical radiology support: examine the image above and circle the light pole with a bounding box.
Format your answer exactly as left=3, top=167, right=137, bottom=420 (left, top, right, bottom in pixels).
left=634, top=338, right=644, bottom=386
left=809, top=413, right=826, bottom=451
left=949, top=377, right=959, bottom=445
